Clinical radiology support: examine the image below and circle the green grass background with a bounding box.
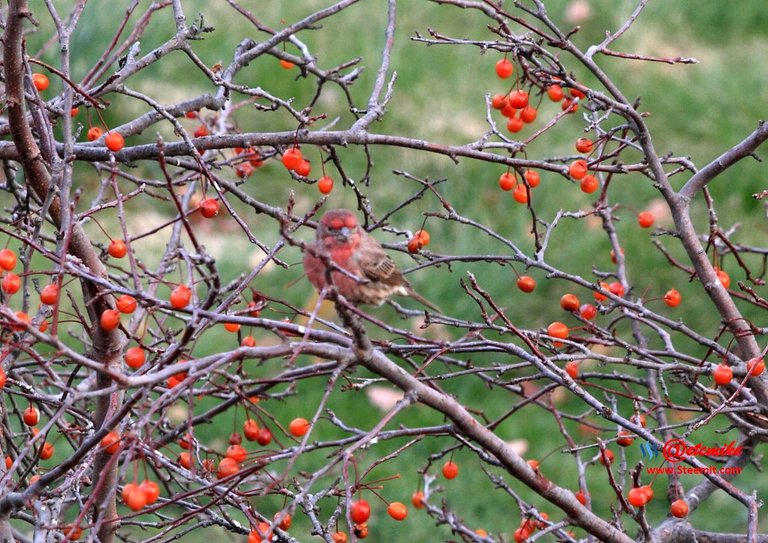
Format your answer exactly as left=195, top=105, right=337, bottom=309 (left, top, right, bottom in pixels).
left=10, top=1, right=768, bottom=541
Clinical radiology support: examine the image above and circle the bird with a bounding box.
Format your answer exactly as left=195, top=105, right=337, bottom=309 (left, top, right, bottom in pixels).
left=303, top=209, right=439, bottom=311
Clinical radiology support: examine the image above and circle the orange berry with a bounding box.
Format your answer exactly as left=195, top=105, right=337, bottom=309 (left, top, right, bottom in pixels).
left=122, top=482, right=147, bottom=511
left=108, top=239, right=127, bottom=258
left=713, top=363, right=733, bottom=386
left=498, top=172, right=517, bottom=191
left=663, top=288, right=682, bottom=307
left=116, top=294, right=137, bottom=314
left=99, top=309, right=120, bottom=331
left=2, top=273, right=21, bottom=295
left=411, top=490, right=425, bottom=509
left=288, top=417, right=310, bottom=437
left=616, top=430, right=634, bottom=447
left=523, top=169, right=540, bottom=187
left=637, top=211, right=654, bottom=228
left=580, top=175, right=599, bottom=193
left=105, top=132, right=125, bottom=152
left=279, top=59, right=295, bottom=69
left=670, top=498, right=689, bottom=518
left=350, top=499, right=371, bottom=523
left=124, top=346, right=146, bottom=369
left=516, top=275, right=536, bottom=293
left=169, top=284, right=192, bottom=309
left=139, top=479, right=160, bottom=504
left=564, top=361, right=579, bottom=379
left=177, top=451, right=193, bottom=469
left=575, top=137, right=593, bottom=153
left=568, top=159, right=588, bottom=180
left=747, top=357, right=765, bottom=377
left=100, top=431, right=121, bottom=454
left=23, top=406, right=40, bottom=426
left=39, top=284, right=59, bottom=305
left=560, top=293, right=580, bottom=311
left=387, top=501, right=408, bottom=521
left=87, top=126, right=103, bottom=141
left=0, top=249, right=17, bottom=271
left=32, top=73, right=49, bottom=91
left=598, top=449, right=614, bottom=466
left=217, top=457, right=240, bottom=478
left=627, top=486, right=648, bottom=507
left=318, top=175, right=334, bottom=194
left=442, top=460, right=459, bottom=479
left=546, top=321, right=568, bottom=340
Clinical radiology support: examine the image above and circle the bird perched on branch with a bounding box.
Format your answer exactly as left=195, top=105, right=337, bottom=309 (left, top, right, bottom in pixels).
left=303, top=208, right=439, bottom=311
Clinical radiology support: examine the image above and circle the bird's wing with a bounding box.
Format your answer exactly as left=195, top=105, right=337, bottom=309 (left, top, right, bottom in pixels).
left=356, top=237, right=404, bottom=284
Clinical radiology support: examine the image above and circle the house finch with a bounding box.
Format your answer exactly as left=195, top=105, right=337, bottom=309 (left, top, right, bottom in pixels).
left=303, top=209, right=439, bottom=311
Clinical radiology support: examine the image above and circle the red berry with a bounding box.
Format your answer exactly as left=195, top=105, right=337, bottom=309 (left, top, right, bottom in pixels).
left=350, top=499, right=371, bottom=524
left=608, top=281, right=625, bottom=297
left=670, top=499, right=689, bottom=518
left=23, top=406, right=39, bottom=426
left=318, top=176, right=334, bottom=194
left=712, top=363, right=733, bottom=386
left=512, top=184, right=528, bottom=204
left=87, top=126, right=103, bottom=141
left=637, top=211, right=655, bottom=228
left=495, top=58, right=514, bottom=79
left=0, top=249, right=17, bottom=271
left=225, top=444, right=247, bottom=463
left=105, top=132, right=125, bottom=152
left=715, top=267, right=731, bottom=289
left=640, top=485, right=654, bottom=503
left=169, top=284, right=192, bottom=309
left=40, top=442, right=54, bottom=460
left=100, top=309, right=120, bottom=331
left=442, top=460, right=459, bottom=479
left=39, top=284, right=59, bottom=305
left=575, top=490, right=587, bottom=505
left=139, top=479, right=160, bottom=505
left=599, top=449, right=614, bottom=466
left=279, top=59, right=295, bottom=69
left=546, top=84, right=563, bottom=102
left=125, top=346, right=146, bottom=369
left=491, top=94, right=508, bottom=110
left=289, top=417, right=310, bottom=437
left=193, top=124, right=209, bottom=137
left=627, top=487, right=648, bottom=507
left=507, top=115, right=524, bottom=133
left=411, top=490, right=425, bottom=509
left=663, top=288, right=682, bottom=307
left=579, top=303, right=597, bottom=320
left=407, top=230, right=430, bottom=254
left=296, top=159, right=311, bottom=177
left=32, top=73, right=49, bottom=91
left=560, top=293, right=580, bottom=312
left=218, top=457, right=240, bottom=479
left=748, top=357, right=765, bottom=377
left=108, top=239, right=127, bottom=258
left=564, top=361, right=579, bottom=379
left=199, top=198, right=219, bottom=218
left=2, top=273, right=21, bottom=295
left=520, top=105, right=537, bottom=123
left=523, top=170, right=540, bottom=187
left=562, top=97, right=579, bottom=113
left=508, top=90, right=529, bottom=109
left=178, top=451, right=193, bottom=469
left=499, top=172, right=516, bottom=191
left=616, top=430, right=634, bottom=447
left=100, top=431, right=121, bottom=454
left=122, top=482, right=148, bottom=511
left=235, top=162, right=254, bottom=179
left=387, top=502, right=408, bottom=521
left=116, top=294, right=137, bottom=314
left=516, top=275, right=536, bottom=293
left=568, top=160, right=588, bottom=180
left=575, top=138, right=593, bottom=153
left=256, top=427, right=273, bottom=446
left=282, top=147, right=303, bottom=171
left=570, top=87, right=586, bottom=99
left=243, top=419, right=260, bottom=441
left=546, top=321, right=568, bottom=340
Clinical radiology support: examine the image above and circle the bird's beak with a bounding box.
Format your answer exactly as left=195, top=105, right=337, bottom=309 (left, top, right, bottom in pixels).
left=336, top=226, right=351, bottom=241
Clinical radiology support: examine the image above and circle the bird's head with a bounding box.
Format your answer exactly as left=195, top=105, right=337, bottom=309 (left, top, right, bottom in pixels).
left=318, top=209, right=361, bottom=248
